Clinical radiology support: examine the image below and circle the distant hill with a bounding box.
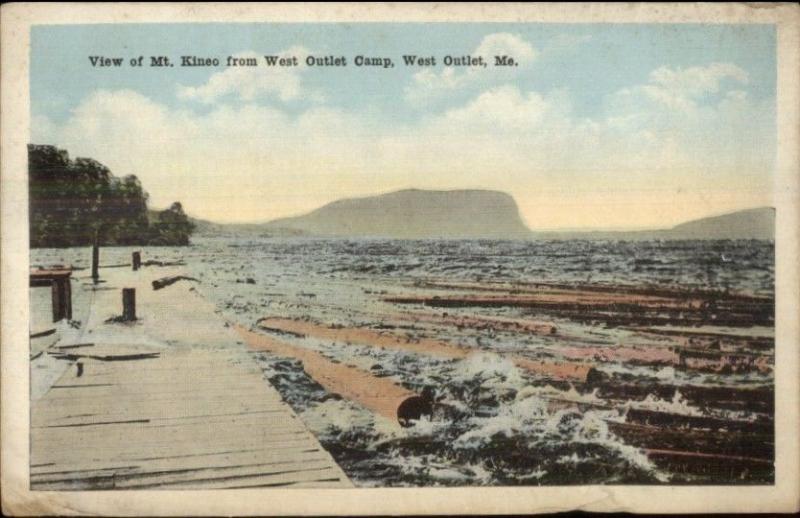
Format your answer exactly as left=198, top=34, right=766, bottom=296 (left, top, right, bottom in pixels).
left=262, top=189, right=532, bottom=239
left=188, top=214, right=306, bottom=238
left=536, top=207, right=775, bottom=241
left=193, top=189, right=774, bottom=242
left=668, top=207, right=775, bottom=239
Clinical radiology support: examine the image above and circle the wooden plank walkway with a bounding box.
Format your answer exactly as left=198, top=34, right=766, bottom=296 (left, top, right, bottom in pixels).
left=30, top=265, right=351, bottom=490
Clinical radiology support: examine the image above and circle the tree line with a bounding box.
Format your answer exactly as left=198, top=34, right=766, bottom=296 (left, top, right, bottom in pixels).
left=29, top=144, right=194, bottom=248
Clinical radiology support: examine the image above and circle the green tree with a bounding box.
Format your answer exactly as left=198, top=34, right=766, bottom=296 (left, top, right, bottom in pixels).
left=29, top=144, right=194, bottom=247
left=149, top=202, right=195, bottom=246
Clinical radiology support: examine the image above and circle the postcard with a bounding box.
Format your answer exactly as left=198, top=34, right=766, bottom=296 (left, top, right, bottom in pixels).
left=2, top=2, right=799, bottom=515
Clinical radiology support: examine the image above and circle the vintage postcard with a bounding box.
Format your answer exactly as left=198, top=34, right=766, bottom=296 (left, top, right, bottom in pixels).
left=2, top=2, right=799, bottom=515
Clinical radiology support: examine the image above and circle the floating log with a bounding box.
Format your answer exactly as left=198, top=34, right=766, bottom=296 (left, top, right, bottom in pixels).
left=597, top=383, right=774, bottom=415
left=627, top=327, right=774, bottom=354
left=393, top=311, right=558, bottom=336
left=143, top=259, right=187, bottom=267
left=553, top=344, right=679, bottom=366
left=30, top=328, right=56, bottom=339
left=513, top=357, right=604, bottom=385
left=54, top=343, right=95, bottom=350
left=607, top=420, right=773, bottom=461
left=235, top=325, right=431, bottom=426
left=256, top=317, right=601, bottom=384
left=257, top=317, right=468, bottom=359
left=383, top=286, right=774, bottom=327
left=677, top=348, right=772, bottom=374
left=411, top=279, right=773, bottom=306
left=48, top=351, right=161, bottom=362
left=152, top=275, right=200, bottom=291
left=624, top=407, right=772, bottom=435
left=642, top=448, right=774, bottom=483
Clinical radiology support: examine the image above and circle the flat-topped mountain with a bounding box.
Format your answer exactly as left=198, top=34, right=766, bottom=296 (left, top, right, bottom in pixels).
left=264, top=189, right=532, bottom=239
left=193, top=189, right=774, bottom=241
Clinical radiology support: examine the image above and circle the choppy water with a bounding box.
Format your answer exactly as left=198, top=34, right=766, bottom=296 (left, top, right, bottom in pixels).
left=31, top=237, right=774, bottom=486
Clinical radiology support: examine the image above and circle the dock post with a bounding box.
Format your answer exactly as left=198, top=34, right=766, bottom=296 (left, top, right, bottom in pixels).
left=132, top=251, right=141, bottom=271
left=62, top=277, right=72, bottom=320
left=122, top=288, right=136, bottom=321
left=50, top=281, right=62, bottom=322
left=91, top=243, right=100, bottom=283
left=50, top=278, right=72, bottom=322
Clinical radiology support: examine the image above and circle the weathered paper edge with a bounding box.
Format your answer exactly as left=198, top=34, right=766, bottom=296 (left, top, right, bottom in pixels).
left=1, top=2, right=798, bottom=515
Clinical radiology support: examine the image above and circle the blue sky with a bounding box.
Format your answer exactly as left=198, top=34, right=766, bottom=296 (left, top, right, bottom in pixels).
left=31, top=23, right=776, bottom=228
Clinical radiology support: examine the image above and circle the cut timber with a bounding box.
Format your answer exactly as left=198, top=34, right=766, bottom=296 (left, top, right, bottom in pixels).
left=677, top=348, right=772, bottom=374
left=257, top=317, right=601, bottom=384
left=607, top=421, right=773, bottom=461
left=383, top=282, right=774, bottom=327
left=624, top=408, right=772, bottom=435
left=642, top=448, right=774, bottom=483
left=30, top=328, right=56, bottom=339
left=257, top=317, right=469, bottom=359
left=628, top=327, right=774, bottom=354
left=513, top=357, right=604, bottom=385
left=597, top=383, right=774, bottom=415
left=411, top=279, right=772, bottom=306
left=393, top=311, right=558, bottom=336
left=552, top=344, right=679, bottom=366
left=152, top=275, right=200, bottom=291
left=143, top=259, right=187, bottom=267
left=48, top=351, right=160, bottom=362
left=235, top=325, right=431, bottom=426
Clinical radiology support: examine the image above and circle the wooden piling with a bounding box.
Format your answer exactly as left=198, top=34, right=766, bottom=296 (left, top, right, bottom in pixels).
left=50, top=277, right=72, bottom=322
left=91, top=243, right=100, bottom=283
left=132, top=251, right=141, bottom=271
left=50, top=280, right=70, bottom=322
left=122, top=288, right=136, bottom=321
left=31, top=269, right=73, bottom=322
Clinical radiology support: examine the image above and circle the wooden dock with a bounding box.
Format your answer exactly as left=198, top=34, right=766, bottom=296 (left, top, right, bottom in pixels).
left=30, top=262, right=351, bottom=490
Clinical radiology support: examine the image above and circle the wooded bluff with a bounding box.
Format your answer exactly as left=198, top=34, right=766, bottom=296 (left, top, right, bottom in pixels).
left=28, top=144, right=194, bottom=248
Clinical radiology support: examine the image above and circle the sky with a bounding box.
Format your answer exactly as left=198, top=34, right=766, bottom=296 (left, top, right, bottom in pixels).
left=31, top=23, right=776, bottom=229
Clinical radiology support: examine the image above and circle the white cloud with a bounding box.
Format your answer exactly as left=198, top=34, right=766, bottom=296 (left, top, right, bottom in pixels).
left=404, top=33, right=536, bottom=106
left=34, top=61, right=773, bottom=229
left=631, top=62, right=750, bottom=113
left=176, top=47, right=322, bottom=104
left=474, top=33, right=537, bottom=65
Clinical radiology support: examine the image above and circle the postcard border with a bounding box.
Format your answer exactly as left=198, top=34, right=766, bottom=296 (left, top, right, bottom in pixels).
left=2, top=3, right=799, bottom=515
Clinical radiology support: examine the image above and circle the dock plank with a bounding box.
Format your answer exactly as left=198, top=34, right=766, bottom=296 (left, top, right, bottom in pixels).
left=30, top=266, right=351, bottom=490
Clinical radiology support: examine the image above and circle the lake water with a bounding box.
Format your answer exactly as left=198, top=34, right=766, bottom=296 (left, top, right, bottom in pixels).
left=31, top=237, right=775, bottom=486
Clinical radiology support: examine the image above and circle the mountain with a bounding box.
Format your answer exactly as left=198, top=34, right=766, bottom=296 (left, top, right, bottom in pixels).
left=189, top=216, right=305, bottom=238
left=262, top=189, right=533, bottom=239
left=667, top=207, right=775, bottom=239
left=193, top=188, right=774, bottom=242
left=535, top=207, right=775, bottom=241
